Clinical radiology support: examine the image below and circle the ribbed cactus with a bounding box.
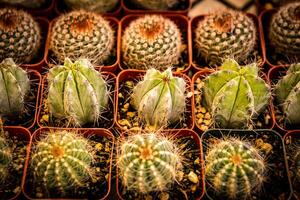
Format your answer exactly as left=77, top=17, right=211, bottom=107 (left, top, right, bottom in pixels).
left=0, top=0, right=46, bottom=8
left=202, top=59, right=270, bottom=128
left=47, top=58, right=108, bottom=127
left=131, top=68, right=186, bottom=128
left=50, top=10, right=114, bottom=65
left=269, top=2, right=300, bottom=57
left=122, top=15, right=181, bottom=70
left=0, top=120, right=12, bottom=183
left=275, top=63, right=300, bottom=125
left=63, top=0, right=118, bottom=12
left=0, top=58, right=30, bottom=119
left=205, top=138, right=266, bottom=199
left=0, top=8, right=40, bottom=63
left=194, top=10, right=256, bottom=66
left=129, top=0, right=179, bottom=10
left=30, top=130, right=95, bottom=195
left=118, top=133, right=182, bottom=193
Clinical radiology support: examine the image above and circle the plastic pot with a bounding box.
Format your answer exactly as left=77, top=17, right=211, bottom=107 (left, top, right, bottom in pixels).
left=22, top=127, right=114, bottom=200
left=115, top=69, right=194, bottom=131
left=202, top=129, right=292, bottom=200
left=44, top=16, right=120, bottom=73
left=119, top=14, right=191, bottom=73
left=37, top=71, right=116, bottom=129
left=116, top=129, right=205, bottom=200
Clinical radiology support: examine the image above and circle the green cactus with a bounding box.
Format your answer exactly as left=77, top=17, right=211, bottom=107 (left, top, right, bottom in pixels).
left=118, top=133, right=182, bottom=193
left=0, top=58, right=30, bottom=119
left=47, top=58, right=108, bottom=127
left=274, top=63, right=300, bottom=125
left=122, top=15, right=182, bottom=70
left=63, top=0, right=118, bottom=13
left=194, top=10, right=256, bottom=66
left=129, top=0, right=179, bottom=10
left=269, top=2, right=300, bottom=57
left=30, top=130, right=95, bottom=196
left=131, top=68, right=186, bottom=128
left=202, top=59, right=270, bottom=128
left=0, top=119, right=12, bottom=183
left=50, top=10, right=114, bottom=65
left=0, top=0, right=46, bottom=8
left=0, top=8, right=41, bottom=63
left=205, top=137, right=266, bottom=199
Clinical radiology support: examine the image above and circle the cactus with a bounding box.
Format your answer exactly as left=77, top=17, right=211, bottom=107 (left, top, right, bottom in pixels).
left=205, top=137, right=266, bottom=199
left=63, top=0, right=118, bottom=13
left=129, top=0, right=179, bottom=10
left=131, top=68, right=186, bottom=128
left=0, top=8, right=41, bottom=63
left=269, top=2, right=300, bottom=57
left=30, top=130, right=95, bottom=195
left=47, top=58, right=108, bottom=127
left=50, top=10, right=114, bottom=65
left=202, top=59, right=270, bottom=128
left=122, top=15, right=182, bottom=70
left=0, top=0, right=46, bottom=8
left=274, top=63, right=300, bottom=125
left=0, top=58, right=30, bottom=119
left=0, top=119, right=12, bottom=183
left=194, top=10, right=256, bottom=66
left=117, top=133, right=182, bottom=193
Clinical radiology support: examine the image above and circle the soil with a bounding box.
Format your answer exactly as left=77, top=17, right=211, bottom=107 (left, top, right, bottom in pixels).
left=124, top=0, right=189, bottom=11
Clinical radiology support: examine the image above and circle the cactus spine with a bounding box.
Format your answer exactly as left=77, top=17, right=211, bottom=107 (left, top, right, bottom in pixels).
left=202, top=59, right=270, bottom=128
left=0, top=8, right=40, bottom=63
left=63, top=0, right=118, bottom=13
left=275, top=63, right=300, bottom=125
left=0, top=58, right=30, bottom=119
left=205, top=138, right=266, bottom=199
left=131, top=68, right=186, bottom=128
left=0, top=119, right=11, bottom=183
left=194, top=10, right=256, bottom=66
left=50, top=10, right=114, bottom=65
left=129, top=0, right=179, bottom=10
left=118, top=133, right=182, bottom=193
left=122, top=15, right=181, bottom=70
left=47, top=58, right=108, bottom=127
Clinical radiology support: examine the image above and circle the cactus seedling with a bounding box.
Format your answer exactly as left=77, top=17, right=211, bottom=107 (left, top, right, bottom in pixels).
left=194, top=10, right=256, bottom=66
left=274, top=63, right=300, bottom=126
left=63, top=0, right=118, bottom=13
left=131, top=68, right=186, bottom=129
left=47, top=58, right=108, bottom=127
left=0, top=8, right=41, bottom=63
left=122, top=15, right=182, bottom=70
left=129, top=0, right=179, bottom=10
left=50, top=10, right=114, bottom=65
left=202, top=59, right=270, bottom=128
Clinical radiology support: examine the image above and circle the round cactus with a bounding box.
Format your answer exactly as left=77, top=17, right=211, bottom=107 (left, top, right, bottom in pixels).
left=194, top=10, right=256, bottom=66
left=131, top=68, right=186, bottom=128
left=274, top=63, right=300, bottom=125
left=118, top=133, right=182, bottom=193
left=0, top=58, right=30, bottom=119
left=122, top=15, right=182, bottom=70
left=129, top=0, right=179, bottom=10
left=47, top=58, right=108, bottom=127
left=202, top=59, right=270, bottom=128
left=63, top=0, right=118, bottom=13
left=0, top=8, right=41, bottom=63
left=0, top=0, right=46, bottom=8
left=205, top=138, right=266, bottom=199
left=30, top=130, right=95, bottom=195
left=50, top=10, right=114, bottom=65
left=269, top=2, right=300, bottom=57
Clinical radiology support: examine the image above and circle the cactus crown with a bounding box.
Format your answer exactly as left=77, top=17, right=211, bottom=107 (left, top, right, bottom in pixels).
left=31, top=130, right=96, bottom=195
left=63, top=0, right=118, bottom=12
left=118, top=133, right=182, bottom=193
left=0, top=58, right=30, bottom=119
left=47, top=58, right=108, bottom=127
left=122, top=15, right=182, bottom=70
left=205, top=137, right=266, bottom=199
left=194, top=10, right=256, bottom=66
left=202, top=59, right=270, bottom=128
left=0, top=119, right=12, bottom=183
left=50, top=10, right=114, bottom=65
left=129, top=0, right=179, bottom=10
left=131, top=68, right=186, bottom=129
left=275, top=63, right=300, bottom=125
left=0, top=8, right=40, bottom=63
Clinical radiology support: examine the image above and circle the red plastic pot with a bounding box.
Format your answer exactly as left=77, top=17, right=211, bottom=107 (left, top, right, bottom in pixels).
left=22, top=127, right=114, bottom=200
left=116, top=129, right=205, bottom=200
left=119, top=14, right=191, bottom=74
left=115, top=69, right=195, bottom=130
